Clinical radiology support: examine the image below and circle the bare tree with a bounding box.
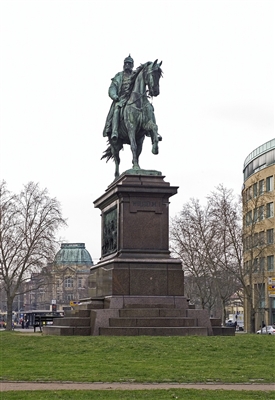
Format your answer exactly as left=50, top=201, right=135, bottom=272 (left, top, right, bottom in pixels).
left=170, top=186, right=242, bottom=322
left=170, top=198, right=225, bottom=314
left=206, top=185, right=243, bottom=323
left=0, top=181, right=66, bottom=330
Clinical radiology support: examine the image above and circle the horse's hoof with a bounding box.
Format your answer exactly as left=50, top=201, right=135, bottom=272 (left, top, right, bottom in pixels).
left=111, top=131, right=118, bottom=142
left=152, top=144, right=159, bottom=155
left=158, top=134, right=162, bottom=142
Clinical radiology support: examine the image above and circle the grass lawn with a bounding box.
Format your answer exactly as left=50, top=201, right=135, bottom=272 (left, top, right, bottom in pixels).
left=2, top=389, right=275, bottom=400
left=1, top=332, right=274, bottom=383
left=1, top=332, right=274, bottom=399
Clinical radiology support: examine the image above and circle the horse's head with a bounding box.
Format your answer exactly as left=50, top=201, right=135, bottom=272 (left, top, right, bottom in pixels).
left=145, top=60, right=163, bottom=97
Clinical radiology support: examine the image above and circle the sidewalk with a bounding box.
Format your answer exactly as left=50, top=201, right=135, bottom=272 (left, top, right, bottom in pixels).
left=1, top=382, right=274, bottom=391
left=0, top=328, right=41, bottom=333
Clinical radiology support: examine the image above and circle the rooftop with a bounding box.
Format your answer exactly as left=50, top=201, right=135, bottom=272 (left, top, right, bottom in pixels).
left=54, top=243, right=93, bottom=266
left=243, top=138, right=275, bottom=170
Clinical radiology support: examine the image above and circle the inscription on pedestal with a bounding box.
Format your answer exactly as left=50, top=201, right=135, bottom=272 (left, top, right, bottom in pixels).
left=130, top=197, right=162, bottom=213
left=102, top=207, right=117, bottom=256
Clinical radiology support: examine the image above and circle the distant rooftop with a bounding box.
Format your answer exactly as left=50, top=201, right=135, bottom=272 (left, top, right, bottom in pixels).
left=54, top=243, right=93, bottom=266
left=243, top=138, right=275, bottom=170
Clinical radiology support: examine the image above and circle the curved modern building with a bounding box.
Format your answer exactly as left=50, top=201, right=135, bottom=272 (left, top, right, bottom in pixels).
left=242, top=139, right=275, bottom=330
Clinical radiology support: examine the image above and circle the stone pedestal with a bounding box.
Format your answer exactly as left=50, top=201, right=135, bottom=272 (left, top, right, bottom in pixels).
left=44, top=173, right=226, bottom=336
left=89, top=172, right=184, bottom=297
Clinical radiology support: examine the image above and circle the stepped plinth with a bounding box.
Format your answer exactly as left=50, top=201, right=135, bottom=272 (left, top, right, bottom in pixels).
left=43, top=172, right=234, bottom=336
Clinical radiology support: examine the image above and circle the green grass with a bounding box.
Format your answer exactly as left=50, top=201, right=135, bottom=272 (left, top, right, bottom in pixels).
left=1, top=332, right=274, bottom=384
left=1, top=390, right=275, bottom=400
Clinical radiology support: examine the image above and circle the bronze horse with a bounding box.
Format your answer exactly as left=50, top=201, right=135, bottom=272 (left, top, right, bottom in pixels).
left=102, top=60, right=163, bottom=178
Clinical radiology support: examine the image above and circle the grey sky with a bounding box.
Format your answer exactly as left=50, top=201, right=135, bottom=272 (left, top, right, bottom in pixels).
left=0, top=0, right=274, bottom=262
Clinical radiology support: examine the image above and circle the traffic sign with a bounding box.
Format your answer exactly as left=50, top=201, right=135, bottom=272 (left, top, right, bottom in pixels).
left=70, top=301, right=80, bottom=307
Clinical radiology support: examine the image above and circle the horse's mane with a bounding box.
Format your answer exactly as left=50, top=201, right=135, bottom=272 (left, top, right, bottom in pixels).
left=125, top=62, right=149, bottom=96
left=134, top=62, right=151, bottom=77
left=124, top=61, right=162, bottom=100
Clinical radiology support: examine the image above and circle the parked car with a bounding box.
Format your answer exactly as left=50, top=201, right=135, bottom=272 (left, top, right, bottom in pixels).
left=256, top=325, right=275, bottom=335
left=225, top=321, right=236, bottom=327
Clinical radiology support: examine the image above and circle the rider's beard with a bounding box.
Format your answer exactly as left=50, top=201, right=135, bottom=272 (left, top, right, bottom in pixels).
left=124, top=67, right=132, bottom=74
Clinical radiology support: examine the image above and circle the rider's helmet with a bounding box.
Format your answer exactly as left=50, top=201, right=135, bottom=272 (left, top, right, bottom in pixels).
left=124, top=55, right=134, bottom=66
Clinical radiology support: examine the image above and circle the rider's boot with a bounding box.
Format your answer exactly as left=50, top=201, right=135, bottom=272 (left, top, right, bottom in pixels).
left=111, top=108, right=119, bottom=142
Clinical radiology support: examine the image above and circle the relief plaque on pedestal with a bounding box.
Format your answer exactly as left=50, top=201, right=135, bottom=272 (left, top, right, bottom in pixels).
left=89, top=172, right=184, bottom=298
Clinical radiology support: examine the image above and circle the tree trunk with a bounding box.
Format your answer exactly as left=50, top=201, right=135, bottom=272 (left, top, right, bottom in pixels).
left=6, top=294, right=14, bottom=331
left=221, top=299, right=226, bottom=325
left=248, top=297, right=256, bottom=333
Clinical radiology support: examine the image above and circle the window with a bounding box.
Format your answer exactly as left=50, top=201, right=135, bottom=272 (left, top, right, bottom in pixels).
left=64, top=277, right=73, bottom=288
left=66, top=293, right=74, bottom=301
left=258, top=284, right=265, bottom=308
left=266, top=202, right=274, bottom=218
left=253, top=183, right=258, bottom=198
left=259, top=257, right=265, bottom=272
left=253, top=232, right=258, bottom=247
left=246, top=211, right=252, bottom=226
left=253, top=258, right=258, bottom=272
left=247, top=259, right=252, bottom=270
left=253, top=208, right=258, bottom=222
left=259, top=180, right=264, bottom=195
left=267, top=229, right=274, bottom=244
left=78, top=278, right=82, bottom=288
left=258, top=205, right=264, bottom=221
left=267, top=255, right=274, bottom=271
left=266, top=176, right=274, bottom=192
left=259, top=231, right=265, bottom=246
left=244, top=189, right=248, bottom=202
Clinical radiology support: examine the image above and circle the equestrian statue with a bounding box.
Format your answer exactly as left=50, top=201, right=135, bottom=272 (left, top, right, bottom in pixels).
left=102, top=55, right=163, bottom=178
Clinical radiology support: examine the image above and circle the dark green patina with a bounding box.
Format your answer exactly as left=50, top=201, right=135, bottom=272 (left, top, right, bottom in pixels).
left=102, top=56, right=163, bottom=178
left=54, top=243, right=93, bottom=266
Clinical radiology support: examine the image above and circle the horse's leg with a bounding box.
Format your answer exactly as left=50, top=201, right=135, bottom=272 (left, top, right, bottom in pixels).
left=144, top=120, right=159, bottom=155
left=136, top=135, right=145, bottom=166
left=143, top=104, right=161, bottom=155
left=151, top=124, right=159, bottom=155
left=130, top=128, right=139, bottom=169
left=125, top=120, right=140, bottom=169
left=110, top=141, right=121, bottom=178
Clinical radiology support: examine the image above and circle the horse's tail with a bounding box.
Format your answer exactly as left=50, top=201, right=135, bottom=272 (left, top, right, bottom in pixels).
left=101, top=145, right=113, bottom=162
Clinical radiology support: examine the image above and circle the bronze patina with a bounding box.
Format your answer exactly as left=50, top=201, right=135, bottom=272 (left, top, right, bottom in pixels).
left=102, top=56, right=163, bottom=178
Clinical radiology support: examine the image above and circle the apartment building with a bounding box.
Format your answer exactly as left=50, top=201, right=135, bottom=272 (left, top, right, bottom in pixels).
left=242, top=139, right=275, bottom=330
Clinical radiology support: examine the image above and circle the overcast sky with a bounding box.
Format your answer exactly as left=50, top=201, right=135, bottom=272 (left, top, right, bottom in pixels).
left=0, top=0, right=274, bottom=263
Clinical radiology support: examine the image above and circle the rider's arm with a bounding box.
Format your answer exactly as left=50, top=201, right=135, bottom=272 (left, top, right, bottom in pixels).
left=108, top=73, right=121, bottom=101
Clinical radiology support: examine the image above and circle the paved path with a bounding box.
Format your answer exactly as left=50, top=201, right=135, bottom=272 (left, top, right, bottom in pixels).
left=1, top=382, right=274, bottom=391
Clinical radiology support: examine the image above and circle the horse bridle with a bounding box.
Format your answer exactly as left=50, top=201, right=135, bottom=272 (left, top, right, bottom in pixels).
left=127, top=63, right=159, bottom=107
left=127, top=90, right=149, bottom=106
